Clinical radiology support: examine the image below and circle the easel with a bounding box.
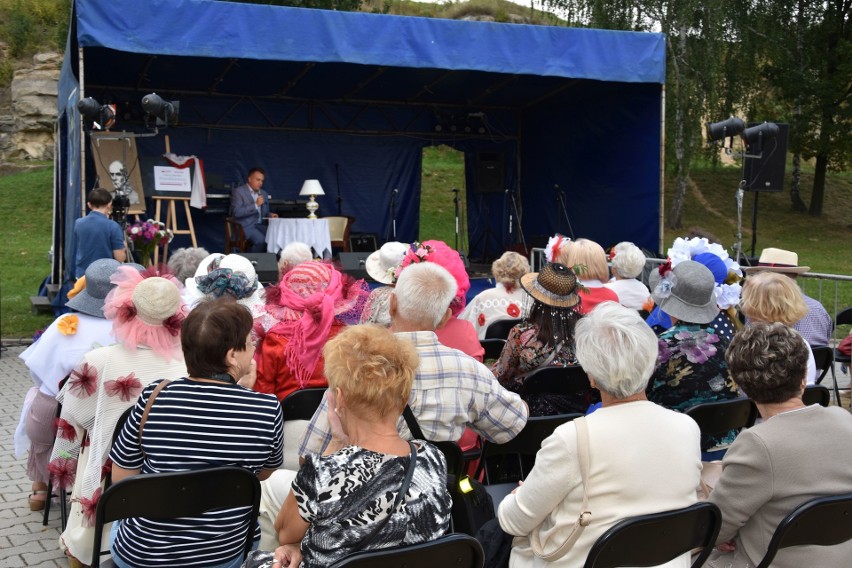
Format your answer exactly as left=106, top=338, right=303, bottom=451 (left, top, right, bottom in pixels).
left=152, top=136, right=197, bottom=265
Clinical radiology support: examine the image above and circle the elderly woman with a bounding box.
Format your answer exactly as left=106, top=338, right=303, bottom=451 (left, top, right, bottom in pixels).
left=460, top=251, right=531, bottom=339
left=359, top=241, right=409, bottom=327
left=739, top=271, right=816, bottom=384
left=109, top=299, right=284, bottom=568
left=166, top=246, right=211, bottom=281
left=549, top=236, right=618, bottom=314
left=498, top=302, right=701, bottom=567
left=186, top=253, right=266, bottom=315
left=246, top=325, right=451, bottom=568
left=278, top=241, right=313, bottom=278
left=706, top=323, right=852, bottom=568
left=491, top=263, right=590, bottom=416
left=254, top=260, right=369, bottom=401
left=647, top=260, right=739, bottom=454
left=603, top=241, right=650, bottom=310
left=50, top=268, right=189, bottom=566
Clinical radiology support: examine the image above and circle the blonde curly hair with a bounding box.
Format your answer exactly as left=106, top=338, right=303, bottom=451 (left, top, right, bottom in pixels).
left=491, top=251, right=530, bottom=292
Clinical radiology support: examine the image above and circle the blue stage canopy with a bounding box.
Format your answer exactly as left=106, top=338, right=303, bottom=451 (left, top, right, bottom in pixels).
left=55, top=0, right=666, bottom=283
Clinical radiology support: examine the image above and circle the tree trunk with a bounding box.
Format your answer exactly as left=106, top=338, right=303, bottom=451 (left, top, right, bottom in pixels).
left=668, top=174, right=689, bottom=229
left=809, top=153, right=828, bottom=217
left=790, top=152, right=807, bottom=212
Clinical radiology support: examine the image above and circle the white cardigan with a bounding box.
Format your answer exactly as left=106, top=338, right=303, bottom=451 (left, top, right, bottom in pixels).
left=498, top=400, right=702, bottom=568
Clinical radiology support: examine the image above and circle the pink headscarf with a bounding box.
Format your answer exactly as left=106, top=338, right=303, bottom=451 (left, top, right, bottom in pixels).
left=397, top=240, right=470, bottom=316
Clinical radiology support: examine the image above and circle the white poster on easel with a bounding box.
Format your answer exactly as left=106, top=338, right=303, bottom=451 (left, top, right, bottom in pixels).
left=153, top=166, right=192, bottom=193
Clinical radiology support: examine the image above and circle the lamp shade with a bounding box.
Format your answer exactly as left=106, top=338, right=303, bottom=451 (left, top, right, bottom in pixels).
left=299, top=179, right=325, bottom=197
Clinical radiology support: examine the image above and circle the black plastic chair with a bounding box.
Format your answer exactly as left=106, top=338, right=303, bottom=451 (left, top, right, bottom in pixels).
left=811, top=345, right=840, bottom=407
left=43, top=375, right=71, bottom=529
left=583, top=501, right=722, bottom=568
left=280, top=387, right=327, bottom=421
left=328, top=533, right=485, bottom=568
left=753, top=493, right=852, bottom=568
left=103, top=406, right=134, bottom=492
left=480, top=338, right=506, bottom=363
left=484, top=318, right=522, bottom=340
left=518, top=365, right=593, bottom=398
left=834, top=307, right=852, bottom=367
left=685, top=398, right=758, bottom=439
left=802, top=384, right=831, bottom=407
left=91, top=466, right=261, bottom=568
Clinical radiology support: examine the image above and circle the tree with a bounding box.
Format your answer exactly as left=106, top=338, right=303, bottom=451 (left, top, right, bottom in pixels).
left=220, top=0, right=363, bottom=11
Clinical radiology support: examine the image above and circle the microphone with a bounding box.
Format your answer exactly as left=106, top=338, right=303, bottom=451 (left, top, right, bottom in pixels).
left=393, top=188, right=399, bottom=194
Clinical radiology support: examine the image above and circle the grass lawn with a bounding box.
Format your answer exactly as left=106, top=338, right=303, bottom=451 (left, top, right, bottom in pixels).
left=1, top=152, right=850, bottom=339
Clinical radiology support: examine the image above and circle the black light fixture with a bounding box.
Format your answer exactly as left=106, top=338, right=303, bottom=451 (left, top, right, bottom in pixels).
left=741, top=122, right=779, bottom=155
left=77, top=97, right=116, bottom=130
left=706, top=116, right=745, bottom=142
left=141, top=93, right=179, bottom=127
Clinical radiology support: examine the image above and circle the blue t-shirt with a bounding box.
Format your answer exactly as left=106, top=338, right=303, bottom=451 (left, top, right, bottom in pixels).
left=74, top=211, right=124, bottom=278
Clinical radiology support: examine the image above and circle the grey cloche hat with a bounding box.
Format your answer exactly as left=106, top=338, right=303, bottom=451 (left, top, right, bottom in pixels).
left=66, top=259, right=123, bottom=317
left=650, top=260, right=718, bottom=324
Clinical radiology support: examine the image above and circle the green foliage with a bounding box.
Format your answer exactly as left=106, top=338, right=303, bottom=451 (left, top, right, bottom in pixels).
left=0, top=0, right=69, bottom=57
left=0, top=59, right=14, bottom=88
left=222, top=0, right=364, bottom=10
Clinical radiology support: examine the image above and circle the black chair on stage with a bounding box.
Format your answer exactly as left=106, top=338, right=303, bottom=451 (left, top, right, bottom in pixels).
left=91, top=466, right=260, bottom=568
left=484, top=318, right=522, bottom=340
left=802, top=384, right=831, bottom=407
left=328, top=533, right=484, bottom=568
left=753, top=493, right=852, bottom=568
left=583, top=502, right=722, bottom=568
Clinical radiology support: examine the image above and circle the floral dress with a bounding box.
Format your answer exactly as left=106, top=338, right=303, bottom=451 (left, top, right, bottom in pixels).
left=647, top=323, right=739, bottom=451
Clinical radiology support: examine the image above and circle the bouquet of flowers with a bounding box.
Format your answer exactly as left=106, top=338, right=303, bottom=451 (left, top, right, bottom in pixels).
left=126, top=219, right=173, bottom=266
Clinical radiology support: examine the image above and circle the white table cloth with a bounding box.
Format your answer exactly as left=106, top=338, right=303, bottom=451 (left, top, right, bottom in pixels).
left=266, top=218, right=332, bottom=258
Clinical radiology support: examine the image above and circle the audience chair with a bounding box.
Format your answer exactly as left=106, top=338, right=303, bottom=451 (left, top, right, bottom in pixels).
left=583, top=502, right=722, bottom=568
left=280, top=387, right=327, bottom=469
left=753, top=493, right=852, bottom=568
left=328, top=533, right=485, bottom=568
left=325, top=215, right=355, bottom=253
left=91, top=466, right=261, bottom=568
left=802, top=384, right=831, bottom=407
left=811, top=345, right=842, bottom=407
left=518, top=365, right=593, bottom=400
left=834, top=307, right=852, bottom=368
left=224, top=217, right=248, bottom=253
left=43, top=375, right=70, bottom=529
left=102, top=406, right=134, bottom=492
left=685, top=398, right=758, bottom=439
left=483, top=318, right=522, bottom=340
left=475, top=413, right=582, bottom=508
left=480, top=338, right=506, bottom=363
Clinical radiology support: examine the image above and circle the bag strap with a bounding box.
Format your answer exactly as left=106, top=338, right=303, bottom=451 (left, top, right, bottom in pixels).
left=138, top=380, right=171, bottom=454
left=359, top=441, right=418, bottom=549
left=530, top=416, right=592, bottom=562
left=402, top=404, right=426, bottom=440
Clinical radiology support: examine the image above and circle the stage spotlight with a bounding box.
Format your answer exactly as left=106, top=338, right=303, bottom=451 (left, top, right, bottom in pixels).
left=706, top=117, right=745, bottom=142
left=141, top=93, right=179, bottom=126
left=77, top=97, right=116, bottom=130
left=741, top=122, right=779, bottom=154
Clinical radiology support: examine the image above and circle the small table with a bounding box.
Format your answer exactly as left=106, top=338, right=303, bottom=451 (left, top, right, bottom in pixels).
left=266, top=218, right=331, bottom=258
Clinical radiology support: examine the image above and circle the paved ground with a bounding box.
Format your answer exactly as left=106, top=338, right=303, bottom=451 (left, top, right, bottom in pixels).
left=0, top=344, right=67, bottom=568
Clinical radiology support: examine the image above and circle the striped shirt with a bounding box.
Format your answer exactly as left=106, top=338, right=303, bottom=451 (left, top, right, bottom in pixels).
left=299, top=331, right=528, bottom=456
left=109, top=378, right=284, bottom=567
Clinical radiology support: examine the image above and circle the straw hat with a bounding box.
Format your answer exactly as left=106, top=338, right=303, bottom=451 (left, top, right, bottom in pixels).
left=742, top=248, right=809, bottom=275
left=520, top=263, right=581, bottom=308
left=66, top=259, right=123, bottom=317
left=366, top=241, right=409, bottom=284
left=132, top=277, right=182, bottom=325
left=650, top=260, right=718, bottom=324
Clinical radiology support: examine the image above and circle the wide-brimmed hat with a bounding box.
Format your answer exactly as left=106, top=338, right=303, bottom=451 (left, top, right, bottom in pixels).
left=743, top=247, right=809, bottom=275
left=650, top=260, right=718, bottom=324
left=185, top=253, right=265, bottom=314
left=366, top=241, right=408, bottom=284
left=66, top=259, right=123, bottom=317
left=520, top=263, right=581, bottom=308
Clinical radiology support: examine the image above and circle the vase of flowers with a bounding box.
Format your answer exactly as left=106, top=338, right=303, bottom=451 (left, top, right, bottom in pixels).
left=126, top=219, right=173, bottom=266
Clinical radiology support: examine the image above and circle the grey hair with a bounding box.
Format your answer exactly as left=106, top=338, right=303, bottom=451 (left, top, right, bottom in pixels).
left=393, top=262, right=457, bottom=329
left=574, top=302, right=659, bottom=399
left=278, top=242, right=313, bottom=272
left=167, top=247, right=211, bottom=281
left=611, top=241, right=646, bottom=279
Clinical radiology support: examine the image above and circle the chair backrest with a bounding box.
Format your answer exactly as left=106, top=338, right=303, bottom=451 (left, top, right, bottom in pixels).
left=518, top=365, right=592, bottom=398
left=91, top=466, right=260, bottom=568
left=328, top=533, right=485, bottom=568
left=475, top=413, right=581, bottom=482
left=754, top=493, right=852, bottom=568
left=811, top=346, right=834, bottom=385
left=480, top=338, right=506, bottom=363
left=103, top=406, right=134, bottom=491
left=802, top=384, right=831, bottom=407
left=325, top=215, right=354, bottom=252
left=224, top=217, right=247, bottom=253
left=280, top=387, right=327, bottom=422
left=836, top=307, right=852, bottom=327
left=685, top=398, right=758, bottom=438
left=583, top=501, right=722, bottom=568
left=484, top=318, right=522, bottom=340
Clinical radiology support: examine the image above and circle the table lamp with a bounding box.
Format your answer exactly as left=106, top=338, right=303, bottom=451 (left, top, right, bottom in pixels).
left=299, top=179, right=325, bottom=219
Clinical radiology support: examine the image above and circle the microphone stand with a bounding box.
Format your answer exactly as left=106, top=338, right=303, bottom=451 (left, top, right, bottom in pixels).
left=554, top=184, right=576, bottom=240
left=506, top=188, right=526, bottom=252
left=334, top=163, right=343, bottom=215
left=384, top=188, right=398, bottom=243
left=452, top=188, right=461, bottom=251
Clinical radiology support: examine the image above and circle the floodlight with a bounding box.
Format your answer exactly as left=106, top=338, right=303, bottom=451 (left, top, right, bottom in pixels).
left=741, top=122, right=779, bottom=154
left=706, top=117, right=745, bottom=142
left=77, top=97, right=116, bottom=130
left=141, top=93, right=179, bottom=126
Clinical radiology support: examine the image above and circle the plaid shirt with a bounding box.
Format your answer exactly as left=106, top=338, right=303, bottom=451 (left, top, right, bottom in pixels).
left=298, top=330, right=529, bottom=456
left=794, top=294, right=833, bottom=346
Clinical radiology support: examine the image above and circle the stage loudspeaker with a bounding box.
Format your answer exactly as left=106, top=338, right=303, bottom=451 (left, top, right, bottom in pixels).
left=349, top=233, right=378, bottom=253
left=235, top=253, right=278, bottom=284
left=338, top=252, right=372, bottom=281
left=475, top=152, right=505, bottom=194
left=743, top=123, right=788, bottom=192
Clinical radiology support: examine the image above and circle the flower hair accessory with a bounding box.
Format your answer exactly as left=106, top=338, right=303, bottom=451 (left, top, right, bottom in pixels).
left=545, top=234, right=569, bottom=263
left=391, top=242, right=435, bottom=284
left=654, top=260, right=677, bottom=299
left=195, top=267, right=258, bottom=300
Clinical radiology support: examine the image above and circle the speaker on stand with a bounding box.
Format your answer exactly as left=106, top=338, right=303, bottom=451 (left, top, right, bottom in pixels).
left=470, top=152, right=505, bottom=261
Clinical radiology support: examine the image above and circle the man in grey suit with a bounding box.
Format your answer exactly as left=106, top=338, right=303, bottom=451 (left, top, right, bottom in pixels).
left=230, top=167, right=277, bottom=252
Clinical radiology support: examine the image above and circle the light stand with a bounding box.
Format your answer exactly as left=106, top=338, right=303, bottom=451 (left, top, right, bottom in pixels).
left=334, top=163, right=343, bottom=215
left=553, top=184, right=576, bottom=240
left=452, top=188, right=461, bottom=251
left=384, top=188, right=399, bottom=243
